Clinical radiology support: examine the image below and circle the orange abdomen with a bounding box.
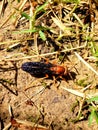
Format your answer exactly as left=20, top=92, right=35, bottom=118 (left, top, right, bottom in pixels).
left=50, top=65, right=68, bottom=76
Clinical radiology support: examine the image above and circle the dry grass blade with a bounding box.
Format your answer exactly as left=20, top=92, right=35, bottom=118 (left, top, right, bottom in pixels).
left=0, top=0, right=6, bottom=16
left=61, top=86, right=97, bottom=107
left=61, top=86, right=96, bottom=107
left=61, top=86, right=87, bottom=98
left=29, top=0, right=34, bottom=31
left=51, top=16, right=71, bottom=35
left=74, top=52, right=98, bottom=76
left=0, top=0, right=28, bottom=28
left=73, top=13, right=84, bottom=27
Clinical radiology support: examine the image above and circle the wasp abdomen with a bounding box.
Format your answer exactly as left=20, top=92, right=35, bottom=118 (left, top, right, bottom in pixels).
left=21, top=62, right=53, bottom=77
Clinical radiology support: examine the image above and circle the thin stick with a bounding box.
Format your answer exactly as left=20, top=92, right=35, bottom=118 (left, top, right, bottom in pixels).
left=3, top=123, right=11, bottom=130
left=0, top=43, right=86, bottom=62
left=0, top=38, right=34, bottom=45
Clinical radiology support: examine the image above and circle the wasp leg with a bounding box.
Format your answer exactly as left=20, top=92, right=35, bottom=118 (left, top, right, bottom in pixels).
left=51, top=76, right=62, bottom=90
left=45, top=74, right=49, bottom=78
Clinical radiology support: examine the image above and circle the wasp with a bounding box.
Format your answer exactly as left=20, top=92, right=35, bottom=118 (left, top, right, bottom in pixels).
left=21, top=62, right=68, bottom=78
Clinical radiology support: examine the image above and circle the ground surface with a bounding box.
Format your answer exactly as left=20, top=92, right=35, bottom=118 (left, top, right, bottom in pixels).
left=0, top=0, right=98, bottom=130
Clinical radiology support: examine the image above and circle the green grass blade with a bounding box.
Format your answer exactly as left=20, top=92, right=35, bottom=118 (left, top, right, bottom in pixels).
left=87, top=96, right=98, bottom=103
left=88, top=109, right=95, bottom=126
left=39, top=30, right=46, bottom=41
left=94, top=110, right=98, bottom=124
left=36, top=26, right=51, bottom=31
left=21, top=12, right=31, bottom=20
left=63, top=0, right=80, bottom=3
left=17, top=0, right=20, bottom=2
left=35, top=1, right=48, bottom=14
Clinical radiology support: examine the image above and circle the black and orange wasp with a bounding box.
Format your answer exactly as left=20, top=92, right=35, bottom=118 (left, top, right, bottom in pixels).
left=21, top=62, right=68, bottom=78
